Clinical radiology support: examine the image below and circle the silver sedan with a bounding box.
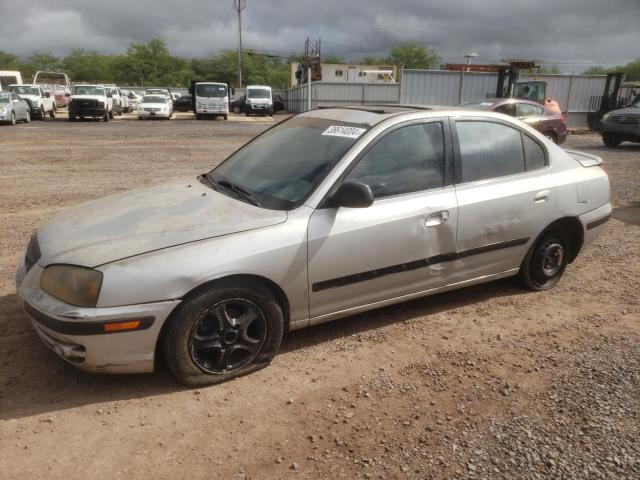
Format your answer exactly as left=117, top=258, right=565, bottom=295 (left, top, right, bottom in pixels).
left=16, top=106, right=611, bottom=385
left=0, top=92, right=30, bottom=125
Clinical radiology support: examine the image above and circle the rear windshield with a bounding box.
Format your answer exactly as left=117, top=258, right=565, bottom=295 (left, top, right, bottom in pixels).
left=196, top=84, right=227, bottom=98
left=208, top=117, right=368, bottom=210
left=248, top=88, right=270, bottom=99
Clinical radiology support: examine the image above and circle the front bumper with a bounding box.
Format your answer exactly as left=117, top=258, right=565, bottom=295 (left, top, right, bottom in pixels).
left=16, top=263, right=179, bottom=373
left=599, top=120, right=640, bottom=139
left=69, top=107, right=107, bottom=118
left=138, top=110, right=170, bottom=118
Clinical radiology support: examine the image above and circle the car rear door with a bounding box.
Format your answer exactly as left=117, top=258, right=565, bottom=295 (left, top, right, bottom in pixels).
left=450, top=118, right=555, bottom=283
left=307, top=119, right=458, bottom=322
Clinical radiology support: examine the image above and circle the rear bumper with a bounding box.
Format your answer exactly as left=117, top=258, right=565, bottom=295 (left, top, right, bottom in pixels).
left=16, top=263, right=179, bottom=373
left=579, top=203, right=612, bottom=249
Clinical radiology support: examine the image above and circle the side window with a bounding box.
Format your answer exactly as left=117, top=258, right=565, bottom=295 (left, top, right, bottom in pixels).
left=494, top=103, right=516, bottom=116
left=346, top=123, right=445, bottom=198
left=536, top=105, right=545, bottom=116
left=523, top=134, right=547, bottom=171
left=517, top=103, right=540, bottom=117
left=456, top=121, right=525, bottom=183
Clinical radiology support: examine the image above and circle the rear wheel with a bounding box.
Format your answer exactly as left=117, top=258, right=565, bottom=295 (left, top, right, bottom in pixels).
left=519, top=230, right=569, bottom=291
left=163, top=279, right=284, bottom=386
left=602, top=133, right=622, bottom=147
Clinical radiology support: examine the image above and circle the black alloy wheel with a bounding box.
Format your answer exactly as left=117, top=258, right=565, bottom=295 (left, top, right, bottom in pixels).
left=189, top=299, right=267, bottom=374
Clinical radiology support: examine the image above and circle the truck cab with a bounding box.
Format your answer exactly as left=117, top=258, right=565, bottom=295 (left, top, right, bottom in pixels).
left=192, top=82, right=229, bottom=120
left=245, top=85, right=274, bottom=116
left=8, top=84, right=56, bottom=119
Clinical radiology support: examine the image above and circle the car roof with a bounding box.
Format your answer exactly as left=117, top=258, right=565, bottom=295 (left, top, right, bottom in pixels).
left=300, top=105, right=468, bottom=126
left=463, top=98, right=544, bottom=107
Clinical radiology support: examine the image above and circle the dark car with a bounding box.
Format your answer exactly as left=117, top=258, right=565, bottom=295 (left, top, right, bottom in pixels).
left=273, top=94, right=285, bottom=112
left=460, top=98, right=567, bottom=144
left=173, top=94, right=193, bottom=112
left=599, top=96, right=640, bottom=147
left=230, top=95, right=246, bottom=114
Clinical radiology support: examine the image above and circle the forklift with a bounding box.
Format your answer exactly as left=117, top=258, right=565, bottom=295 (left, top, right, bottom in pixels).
left=495, top=60, right=548, bottom=104
left=587, top=72, right=625, bottom=130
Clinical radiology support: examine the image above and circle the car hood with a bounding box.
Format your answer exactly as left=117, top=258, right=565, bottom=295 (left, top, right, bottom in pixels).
left=17, top=94, right=39, bottom=101
left=608, top=105, right=640, bottom=116
left=37, top=178, right=287, bottom=267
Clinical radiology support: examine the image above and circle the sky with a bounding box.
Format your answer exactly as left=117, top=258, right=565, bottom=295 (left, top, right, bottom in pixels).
left=1, top=0, right=638, bottom=71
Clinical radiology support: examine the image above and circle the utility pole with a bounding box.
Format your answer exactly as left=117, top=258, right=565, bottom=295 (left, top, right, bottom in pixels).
left=233, top=0, right=246, bottom=89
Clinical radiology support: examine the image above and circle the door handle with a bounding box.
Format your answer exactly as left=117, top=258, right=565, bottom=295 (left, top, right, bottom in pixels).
left=426, top=211, right=449, bottom=227
left=533, top=190, right=551, bottom=203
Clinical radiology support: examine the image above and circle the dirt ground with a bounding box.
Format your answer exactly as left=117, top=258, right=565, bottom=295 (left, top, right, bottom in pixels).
left=0, top=112, right=638, bottom=479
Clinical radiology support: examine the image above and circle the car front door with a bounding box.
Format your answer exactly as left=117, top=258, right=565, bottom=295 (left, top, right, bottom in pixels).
left=450, top=118, right=555, bottom=282
left=307, top=119, right=458, bottom=322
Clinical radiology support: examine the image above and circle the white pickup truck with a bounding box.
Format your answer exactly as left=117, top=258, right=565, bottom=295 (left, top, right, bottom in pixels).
left=8, top=84, right=56, bottom=120
left=68, top=84, right=113, bottom=122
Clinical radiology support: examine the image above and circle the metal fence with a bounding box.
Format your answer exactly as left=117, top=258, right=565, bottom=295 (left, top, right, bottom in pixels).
left=399, top=69, right=609, bottom=127
left=285, top=82, right=400, bottom=113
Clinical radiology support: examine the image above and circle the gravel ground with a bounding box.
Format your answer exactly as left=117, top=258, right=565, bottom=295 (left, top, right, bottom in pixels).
left=0, top=113, right=638, bottom=479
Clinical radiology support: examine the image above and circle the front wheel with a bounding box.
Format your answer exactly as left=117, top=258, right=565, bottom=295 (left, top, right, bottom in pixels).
left=103, top=111, right=110, bottom=122
left=233, top=106, right=241, bottom=114
left=163, top=279, right=284, bottom=386
left=108, top=110, right=114, bottom=119
left=10, top=112, right=16, bottom=125
left=519, top=231, right=569, bottom=291
left=24, top=110, right=31, bottom=123
left=602, top=133, right=622, bottom=147
left=50, top=106, right=56, bottom=119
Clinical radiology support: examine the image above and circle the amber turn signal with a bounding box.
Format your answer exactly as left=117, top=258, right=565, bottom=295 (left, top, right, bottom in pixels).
left=104, top=320, right=141, bottom=333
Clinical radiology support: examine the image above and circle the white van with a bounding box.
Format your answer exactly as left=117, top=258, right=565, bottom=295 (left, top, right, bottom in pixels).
left=0, top=71, right=22, bottom=91
left=245, top=85, right=273, bottom=116
left=193, top=82, right=229, bottom=120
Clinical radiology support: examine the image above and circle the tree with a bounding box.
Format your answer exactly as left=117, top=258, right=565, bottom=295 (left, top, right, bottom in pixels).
left=359, top=55, right=389, bottom=66
left=388, top=43, right=439, bottom=69
left=582, top=66, right=607, bottom=75
left=539, top=64, right=560, bottom=74
left=0, top=50, right=22, bottom=70
left=21, top=52, right=61, bottom=79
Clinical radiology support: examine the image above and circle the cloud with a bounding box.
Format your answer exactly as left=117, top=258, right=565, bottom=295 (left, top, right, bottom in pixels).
left=0, top=0, right=637, bottom=70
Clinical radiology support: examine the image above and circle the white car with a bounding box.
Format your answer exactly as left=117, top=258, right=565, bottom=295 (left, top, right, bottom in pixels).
left=138, top=95, right=172, bottom=119
left=8, top=84, right=56, bottom=120
left=245, top=85, right=274, bottom=116
left=68, top=85, right=112, bottom=122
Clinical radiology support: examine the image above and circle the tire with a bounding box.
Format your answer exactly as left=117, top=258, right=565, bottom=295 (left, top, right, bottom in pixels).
left=519, top=230, right=569, bottom=291
left=602, top=133, right=622, bottom=147
left=24, top=110, right=31, bottom=123
left=39, top=105, right=46, bottom=121
left=103, top=111, right=110, bottom=122
left=69, top=116, right=76, bottom=122
left=233, top=106, right=241, bottom=114
left=10, top=112, right=16, bottom=126
left=223, top=114, right=228, bottom=120
left=163, top=279, right=284, bottom=387
left=108, top=110, right=114, bottom=119
left=50, top=106, right=56, bottom=119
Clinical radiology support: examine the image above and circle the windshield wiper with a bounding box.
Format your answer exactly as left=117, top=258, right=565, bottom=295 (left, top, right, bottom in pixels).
left=206, top=175, right=262, bottom=207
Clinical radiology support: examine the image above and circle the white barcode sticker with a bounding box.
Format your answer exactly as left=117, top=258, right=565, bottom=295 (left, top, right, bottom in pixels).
left=321, top=125, right=367, bottom=139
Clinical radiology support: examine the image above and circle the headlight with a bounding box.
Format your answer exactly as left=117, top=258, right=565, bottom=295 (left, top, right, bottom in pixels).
left=0, top=107, right=6, bottom=114
left=602, top=113, right=610, bottom=121
left=41, top=265, right=103, bottom=308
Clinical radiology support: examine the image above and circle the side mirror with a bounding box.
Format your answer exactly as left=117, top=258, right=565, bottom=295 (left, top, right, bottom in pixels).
left=44, top=92, right=51, bottom=98
left=329, top=181, right=374, bottom=208
left=65, top=92, right=71, bottom=97
left=107, top=93, right=113, bottom=98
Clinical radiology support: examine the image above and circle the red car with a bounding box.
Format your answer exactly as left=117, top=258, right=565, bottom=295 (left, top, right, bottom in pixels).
left=460, top=98, right=567, bottom=144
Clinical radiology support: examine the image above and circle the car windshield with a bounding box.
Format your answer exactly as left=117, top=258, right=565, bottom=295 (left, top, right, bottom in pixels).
left=196, top=84, right=227, bottom=98
left=10, top=86, right=39, bottom=95
left=0, top=94, right=10, bottom=103
left=142, top=96, right=166, bottom=104
left=147, top=89, right=168, bottom=95
left=248, top=88, right=270, bottom=99
left=207, top=117, right=368, bottom=210
left=460, top=101, right=495, bottom=110
left=73, top=86, right=104, bottom=96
